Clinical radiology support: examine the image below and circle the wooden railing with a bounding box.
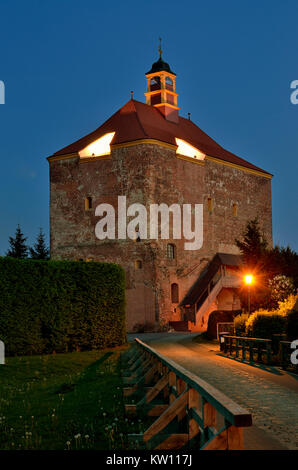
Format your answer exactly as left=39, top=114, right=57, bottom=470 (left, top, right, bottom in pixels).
left=221, top=335, right=272, bottom=364
left=122, top=338, right=252, bottom=450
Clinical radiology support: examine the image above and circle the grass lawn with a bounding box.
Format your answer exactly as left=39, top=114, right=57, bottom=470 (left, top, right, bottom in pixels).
left=0, top=346, right=144, bottom=450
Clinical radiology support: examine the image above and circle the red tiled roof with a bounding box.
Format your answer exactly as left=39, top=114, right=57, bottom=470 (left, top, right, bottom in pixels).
left=50, top=99, right=271, bottom=176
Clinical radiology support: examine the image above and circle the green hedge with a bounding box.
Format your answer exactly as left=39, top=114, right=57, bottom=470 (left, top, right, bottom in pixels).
left=0, top=257, right=126, bottom=356
left=234, top=313, right=250, bottom=336
left=246, top=313, right=287, bottom=340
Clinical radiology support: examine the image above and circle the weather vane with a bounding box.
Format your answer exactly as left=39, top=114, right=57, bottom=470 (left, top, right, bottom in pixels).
left=158, top=37, right=162, bottom=58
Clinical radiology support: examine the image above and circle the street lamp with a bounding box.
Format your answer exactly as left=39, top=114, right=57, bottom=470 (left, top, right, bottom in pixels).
left=244, top=274, right=254, bottom=315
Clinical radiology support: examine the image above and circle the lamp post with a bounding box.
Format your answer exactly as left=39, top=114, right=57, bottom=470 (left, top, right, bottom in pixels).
left=244, top=274, right=254, bottom=315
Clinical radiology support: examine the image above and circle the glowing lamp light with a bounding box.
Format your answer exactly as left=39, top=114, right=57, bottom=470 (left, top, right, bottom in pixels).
left=79, top=132, right=115, bottom=158
left=175, top=138, right=205, bottom=160
left=244, top=274, right=253, bottom=285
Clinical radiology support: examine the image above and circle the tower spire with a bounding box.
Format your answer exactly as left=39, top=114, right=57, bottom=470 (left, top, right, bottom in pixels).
left=158, top=37, right=162, bottom=58
left=145, top=45, right=179, bottom=123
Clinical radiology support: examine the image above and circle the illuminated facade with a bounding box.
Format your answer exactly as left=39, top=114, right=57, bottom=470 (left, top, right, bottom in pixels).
left=48, top=50, right=273, bottom=332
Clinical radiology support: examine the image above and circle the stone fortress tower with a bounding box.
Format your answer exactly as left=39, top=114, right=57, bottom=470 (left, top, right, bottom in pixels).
left=48, top=46, right=272, bottom=332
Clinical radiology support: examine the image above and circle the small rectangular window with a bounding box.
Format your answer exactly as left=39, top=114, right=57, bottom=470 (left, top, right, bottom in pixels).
left=167, top=244, right=176, bottom=259
left=85, top=197, right=92, bottom=211
left=233, top=203, right=238, bottom=217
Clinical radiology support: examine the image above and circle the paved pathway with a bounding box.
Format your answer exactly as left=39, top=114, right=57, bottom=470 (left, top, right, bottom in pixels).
left=128, top=333, right=298, bottom=450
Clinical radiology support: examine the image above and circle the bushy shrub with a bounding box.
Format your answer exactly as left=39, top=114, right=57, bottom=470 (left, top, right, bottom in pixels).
left=277, top=293, right=297, bottom=316
left=286, top=310, right=298, bottom=341
left=246, top=309, right=286, bottom=339
left=268, top=275, right=295, bottom=306
left=234, top=313, right=250, bottom=336
left=245, top=294, right=298, bottom=340
left=0, top=257, right=126, bottom=356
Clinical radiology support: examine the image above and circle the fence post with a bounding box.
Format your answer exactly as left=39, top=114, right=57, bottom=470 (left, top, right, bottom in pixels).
left=280, top=342, right=286, bottom=369
left=249, top=340, right=254, bottom=362
left=235, top=338, right=239, bottom=358
left=266, top=342, right=271, bottom=365
left=242, top=339, right=246, bottom=361
left=257, top=343, right=262, bottom=362
left=229, top=337, right=233, bottom=355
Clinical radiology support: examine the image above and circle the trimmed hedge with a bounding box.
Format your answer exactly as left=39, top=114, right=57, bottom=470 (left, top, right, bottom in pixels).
left=0, top=257, right=126, bottom=356
left=234, top=313, right=250, bottom=336
left=246, top=313, right=286, bottom=340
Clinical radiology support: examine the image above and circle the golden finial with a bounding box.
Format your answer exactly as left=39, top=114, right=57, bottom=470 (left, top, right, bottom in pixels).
left=158, top=37, right=162, bottom=58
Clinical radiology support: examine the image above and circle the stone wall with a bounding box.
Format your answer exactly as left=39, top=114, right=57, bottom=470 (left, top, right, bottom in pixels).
left=49, top=142, right=272, bottom=331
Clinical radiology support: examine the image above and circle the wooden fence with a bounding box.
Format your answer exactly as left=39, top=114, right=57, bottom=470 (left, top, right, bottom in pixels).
left=217, top=322, right=234, bottom=340
left=221, top=335, right=272, bottom=364
left=122, top=338, right=252, bottom=450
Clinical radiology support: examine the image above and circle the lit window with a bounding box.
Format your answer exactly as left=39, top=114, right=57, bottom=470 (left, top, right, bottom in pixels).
left=175, top=138, right=205, bottom=160
left=85, top=197, right=92, bottom=210
left=171, top=283, right=179, bottom=303
left=79, top=132, right=115, bottom=158
left=167, top=243, right=176, bottom=260
left=207, top=197, right=213, bottom=213
left=233, top=203, right=238, bottom=217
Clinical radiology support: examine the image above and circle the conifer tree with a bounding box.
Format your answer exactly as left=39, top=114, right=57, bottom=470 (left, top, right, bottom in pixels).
left=6, top=225, right=28, bottom=259
left=235, top=218, right=268, bottom=268
left=30, top=228, right=50, bottom=260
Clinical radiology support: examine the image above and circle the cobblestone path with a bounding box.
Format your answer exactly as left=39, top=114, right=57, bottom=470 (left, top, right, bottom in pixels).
left=137, top=333, right=298, bottom=450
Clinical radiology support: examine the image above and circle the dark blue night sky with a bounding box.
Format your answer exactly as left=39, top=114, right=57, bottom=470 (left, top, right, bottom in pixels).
left=0, top=0, right=297, bottom=252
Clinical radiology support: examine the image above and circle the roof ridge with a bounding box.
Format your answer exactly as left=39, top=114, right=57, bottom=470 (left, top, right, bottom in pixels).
left=131, top=100, right=149, bottom=138
left=49, top=99, right=272, bottom=177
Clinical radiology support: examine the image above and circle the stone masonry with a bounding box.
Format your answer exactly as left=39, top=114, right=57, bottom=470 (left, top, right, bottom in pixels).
left=49, top=142, right=272, bottom=331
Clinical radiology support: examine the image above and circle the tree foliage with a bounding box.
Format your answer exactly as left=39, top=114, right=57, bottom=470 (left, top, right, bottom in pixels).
left=235, top=219, right=298, bottom=310
left=6, top=225, right=28, bottom=259
left=30, top=228, right=49, bottom=260
left=235, top=218, right=268, bottom=269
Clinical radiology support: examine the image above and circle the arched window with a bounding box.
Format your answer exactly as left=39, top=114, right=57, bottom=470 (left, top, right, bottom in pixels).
left=171, top=283, right=179, bottom=303
left=150, top=76, right=161, bottom=91
left=85, top=197, right=92, bottom=210
left=134, top=260, right=142, bottom=270
left=167, top=243, right=176, bottom=260
left=233, top=203, right=238, bottom=217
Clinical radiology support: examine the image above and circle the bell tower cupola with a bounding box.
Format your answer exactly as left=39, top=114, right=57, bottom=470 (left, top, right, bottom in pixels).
left=145, top=39, right=179, bottom=123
